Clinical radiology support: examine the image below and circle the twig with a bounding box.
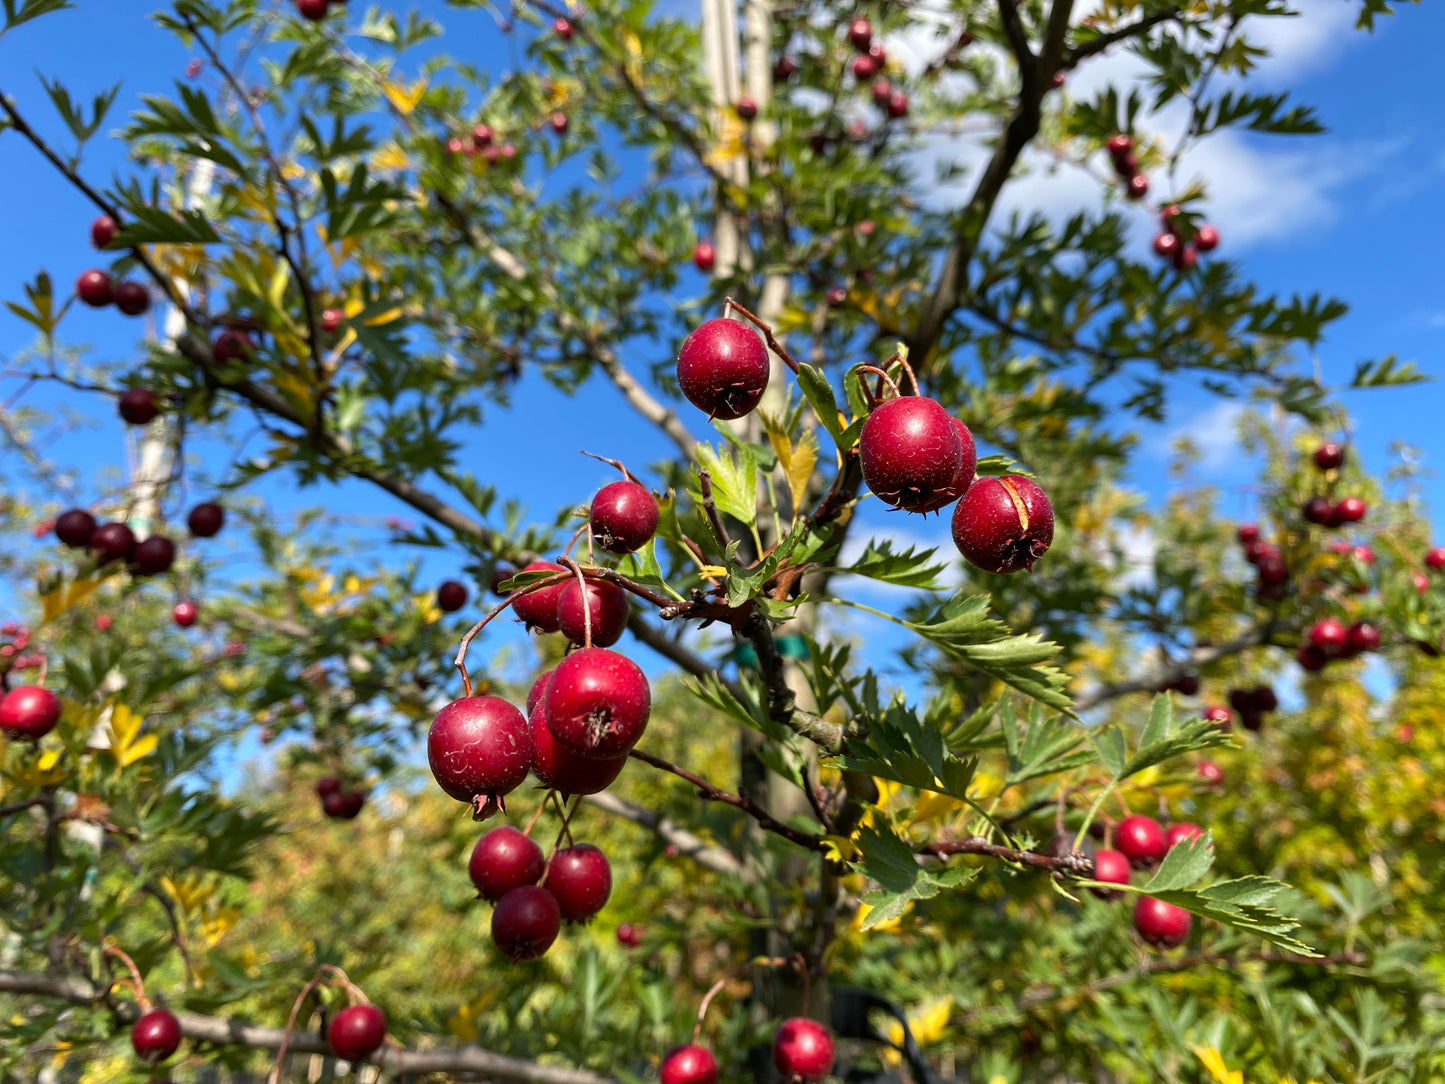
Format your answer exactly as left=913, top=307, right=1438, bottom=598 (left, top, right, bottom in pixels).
left=697, top=468, right=732, bottom=550
left=723, top=297, right=800, bottom=375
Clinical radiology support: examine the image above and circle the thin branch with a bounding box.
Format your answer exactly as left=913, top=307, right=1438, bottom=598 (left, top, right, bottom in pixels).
left=583, top=790, right=749, bottom=879
left=1073, top=623, right=1278, bottom=712
left=1068, top=6, right=1182, bottom=63
left=920, top=836, right=1092, bottom=875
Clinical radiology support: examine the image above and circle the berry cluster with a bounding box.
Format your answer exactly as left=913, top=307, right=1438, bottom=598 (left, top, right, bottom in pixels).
left=1300, top=443, right=1367, bottom=528
left=315, top=774, right=366, bottom=820
left=1091, top=814, right=1204, bottom=948
left=1153, top=204, right=1219, bottom=272
left=0, top=621, right=43, bottom=672
left=76, top=216, right=150, bottom=316
left=845, top=19, right=909, bottom=119
left=446, top=122, right=519, bottom=163
left=1104, top=133, right=1149, bottom=201
left=50, top=501, right=225, bottom=585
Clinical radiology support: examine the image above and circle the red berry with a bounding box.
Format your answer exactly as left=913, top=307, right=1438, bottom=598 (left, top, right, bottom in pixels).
left=1152, top=233, right=1179, bottom=259
left=437, top=580, right=469, bottom=613
left=119, top=388, right=161, bottom=425
left=1346, top=621, right=1380, bottom=654
left=886, top=91, right=909, bottom=119
left=427, top=696, right=532, bottom=812
left=1090, top=848, right=1131, bottom=898
left=851, top=54, right=878, bottom=80
left=1296, top=643, right=1328, bottom=671
left=511, top=561, right=568, bottom=631
left=1114, top=815, right=1167, bottom=866
left=323, top=791, right=365, bottom=819
left=1172, top=243, right=1198, bottom=271
left=530, top=696, right=628, bottom=794
left=1352, top=544, right=1375, bottom=564
left=186, top=57, right=204, bottom=78
left=489, top=563, right=516, bottom=596
left=321, top=308, right=345, bottom=333
left=1309, top=617, right=1348, bottom=656
left=1334, top=496, right=1366, bottom=523
left=871, top=77, right=892, bottom=107
left=1236, top=524, right=1259, bottom=545
left=553, top=16, right=573, bottom=39
left=541, top=842, right=612, bottom=923
left=90, top=521, right=136, bottom=564
left=0, top=686, right=62, bottom=740
left=1197, top=760, right=1223, bottom=786
left=187, top=502, right=225, bottom=537
left=113, top=282, right=150, bottom=316
left=556, top=578, right=630, bottom=648
left=590, top=480, right=659, bottom=553
left=550, top=111, right=569, bottom=134
left=213, top=328, right=254, bottom=364
left=132, top=535, right=177, bottom=576
left=847, top=17, right=872, bottom=51
left=1173, top=673, right=1199, bottom=697
left=469, top=825, right=546, bottom=902
left=545, top=647, right=651, bottom=759
left=1203, top=704, right=1232, bottom=729
left=662, top=1045, right=719, bottom=1084
left=1160, top=203, right=1182, bottom=227
left=472, top=124, right=494, bottom=147
left=91, top=214, right=119, bottom=248
left=826, top=285, right=847, bottom=306
left=296, top=0, right=329, bottom=20
left=693, top=241, right=716, bottom=272
left=860, top=397, right=963, bottom=514
left=173, top=600, right=198, bottom=627
left=772, top=1018, right=835, bottom=1082
left=1050, top=71, right=1066, bottom=89
left=1425, top=546, right=1445, bottom=572
left=327, top=1004, right=386, bottom=1062
left=492, top=884, right=561, bottom=960
left=1126, top=174, right=1149, bottom=200
left=1249, top=685, right=1278, bottom=712
left=736, top=97, right=758, bottom=121
left=1105, top=133, right=1132, bottom=157
left=1195, top=224, right=1219, bottom=251
left=1134, top=896, right=1191, bottom=947
left=316, top=776, right=343, bottom=799
left=1164, top=822, right=1205, bottom=849
left=616, top=922, right=643, bottom=947
left=1414, top=571, right=1429, bottom=594
left=55, top=509, right=97, bottom=548
left=1255, top=552, right=1288, bottom=586
left=951, top=475, right=1055, bottom=574
left=1302, top=496, right=1335, bottom=525
left=676, top=319, right=770, bottom=420
left=76, top=269, right=113, bottom=307
left=774, top=55, right=798, bottom=81
left=526, top=670, right=554, bottom=716
left=131, top=1008, right=182, bottom=1063
left=914, top=417, right=978, bottom=513
left=1313, top=442, right=1345, bottom=470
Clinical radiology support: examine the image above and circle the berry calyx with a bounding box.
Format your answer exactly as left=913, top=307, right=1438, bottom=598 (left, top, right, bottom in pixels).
left=427, top=696, right=532, bottom=815
left=541, top=842, right=612, bottom=923
left=91, top=214, right=119, bottom=248
left=951, top=475, right=1055, bottom=574
left=437, top=580, right=469, bottom=613
left=511, top=561, right=568, bottom=631
left=1114, top=814, right=1167, bottom=866
left=0, top=685, right=62, bottom=740
left=676, top=319, right=770, bottom=420
left=859, top=396, right=963, bottom=513
left=132, top=535, right=177, bottom=576
left=545, top=647, right=651, bottom=759
left=590, top=480, right=659, bottom=554
left=492, top=884, right=562, bottom=961
left=113, top=282, right=150, bottom=316
left=55, top=508, right=97, bottom=549
left=1090, top=848, right=1131, bottom=898
left=662, top=1045, right=719, bottom=1084
left=119, top=388, right=161, bottom=425
left=530, top=696, right=628, bottom=794
left=172, top=600, right=198, bottom=628
left=556, top=577, right=630, bottom=648
left=186, top=502, right=225, bottom=538
left=1313, top=442, right=1345, bottom=470
left=693, top=241, right=716, bottom=272
left=131, top=1008, right=182, bottom=1063
left=327, top=1004, right=386, bottom=1062
left=76, top=269, right=113, bottom=307
left=469, top=825, right=546, bottom=902
left=1133, top=896, right=1191, bottom=947
left=1164, top=822, right=1205, bottom=849
left=772, top=1017, right=835, bottom=1083
left=90, top=521, right=137, bottom=564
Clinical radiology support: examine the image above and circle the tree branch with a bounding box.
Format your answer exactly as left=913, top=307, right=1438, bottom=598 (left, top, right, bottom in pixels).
left=583, top=790, right=750, bottom=879
left=1068, top=6, right=1182, bottom=63
left=1072, top=623, right=1278, bottom=712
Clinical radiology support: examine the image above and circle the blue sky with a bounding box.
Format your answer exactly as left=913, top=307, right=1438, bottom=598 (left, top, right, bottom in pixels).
left=0, top=0, right=1441, bottom=694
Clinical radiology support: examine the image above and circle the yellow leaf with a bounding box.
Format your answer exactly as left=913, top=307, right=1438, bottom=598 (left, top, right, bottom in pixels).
left=1190, top=1045, right=1244, bottom=1084
left=768, top=429, right=818, bottom=516
left=821, top=834, right=859, bottom=864
left=371, top=142, right=413, bottom=172
left=362, top=305, right=404, bottom=327
left=882, top=998, right=952, bottom=1065
left=40, top=574, right=103, bottom=623
left=849, top=899, right=907, bottom=935
left=381, top=77, right=428, bottom=117
left=106, top=704, right=157, bottom=768
left=8, top=747, right=68, bottom=788
left=116, top=734, right=157, bottom=769
left=911, top=791, right=966, bottom=823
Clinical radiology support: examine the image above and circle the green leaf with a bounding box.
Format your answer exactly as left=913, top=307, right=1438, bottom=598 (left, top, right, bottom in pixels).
left=1352, top=354, right=1431, bottom=388
left=835, top=539, right=948, bottom=590
left=694, top=442, right=758, bottom=529
left=974, top=454, right=1031, bottom=478
left=1116, top=697, right=1233, bottom=780
left=1140, top=833, right=1214, bottom=892
left=855, top=822, right=977, bottom=928
left=614, top=539, right=667, bottom=590
left=111, top=205, right=221, bottom=245
left=1004, top=700, right=1093, bottom=786
left=1, top=0, right=72, bottom=35
left=840, top=697, right=978, bottom=798
left=680, top=672, right=765, bottom=733
left=797, top=363, right=843, bottom=443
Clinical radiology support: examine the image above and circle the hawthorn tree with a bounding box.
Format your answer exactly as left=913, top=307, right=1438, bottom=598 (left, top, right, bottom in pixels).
left=0, top=0, right=1440, bottom=1081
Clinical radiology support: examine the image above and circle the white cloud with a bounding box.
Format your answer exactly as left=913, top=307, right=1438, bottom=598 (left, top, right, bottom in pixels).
left=1157, top=399, right=1249, bottom=471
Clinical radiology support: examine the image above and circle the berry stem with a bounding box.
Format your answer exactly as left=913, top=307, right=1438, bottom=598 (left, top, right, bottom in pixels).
left=580, top=450, right=644, bottom=486
left=693, top=975, right=730, bottom=1043
left=558, top=557, right=593, bottom=650
left=852, top=364, right=901, bottom=401
left=523, top=796, right=550, bottom=838
left=696, top=468, right=732, bottom=551
left=884, top=348, right=920, bottom=396
left=453, top=572, right=572, bottom=695
left=101, top=944, right=149, bottom=1009
left=722, top=297, right=800, bottom=374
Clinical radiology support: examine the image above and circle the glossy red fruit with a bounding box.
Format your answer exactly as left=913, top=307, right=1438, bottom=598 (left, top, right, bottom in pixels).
left=113, top=282, right=150, bottom=316
left=119, top=388, right=161, bottom=425
left=1236, top=524, right=1259, bottom=546
left=212, top=328, right=253, bottom=364
left=321, top=308, right=345, bottom=333
left=1090, top=848, right=1131, bottom=898
left=1352, top=545, right=1375, bottom=564
left=662, top=1045, right=719, bottom=1084
left=1310, top=617, right=1348, bottom=656
left=871, top=77, right=893, bottom=107
left=297, top=0, right=329, bottom=20
left=0, top=686, right=62, bottom=740
left=472, top=124, right=494, bottom=147
left=1114, top=815, right=1167, bottom=866
left=1105, top=133, right=1132, bottom=158
left=542, top=842, right=612, bottom=923
left=916, top=417, right=978, bottom=513
left=1313, top=442, right=1345, bottom=470
left=1415, top=571, right=1430, bottom=594
left=323, top=791, right=365, bottom=819
left=427, top=696, right=532, bottom=812
left=91, top=214, right=119, bottom=248
left=951, top=475, right=1055, bottom=574
left=1425, top=546, right=1445, bottom=571
left=616, top=922, right=643, bottom=947
left=556, top=578, right=630, bottom=648
left=1126, top=174, right=1149, bottom=200
left=132, top=535, right=177, bottom=576
left=847, top=16, right=872, bottom=50
left=886, top=90, right=909, bottom=119
left=1346, top=622, right=1381, bottom=654
left=328, top=1004, right=386, bottom=1062
left=1165, top=823, right=1205, bottom=849
left=1203, top=705, right=1232, bottom=730
left=1174, top=673, right=1200, bottom=697
left=530, top=697, right=628, bottom=794
left=553, top=16, right=573, bottom=39
left=1195, top=224, right=1219, bottom=251
left=316, top=776, right=343, bottom=799
left=187, top=502, right=225, bottom=538
left=774, top=55, right=798, bottom=81
left=735, top=97, right=758, bottom=121
left=131, top=1008, right=182, bottom=1063
left=1172, top=243, right=1198, bottom=271
left=76, top=269, right=112, bottom=307
left=851, top=54, right=878, bottom=80
left=1152, top=232, right=1179, bottom=259
left=1297, top=643, right=1328, bottom=672
left=826, top=285, right=847, bottom=306
left=1255, top=552, right=1288, bottom=586
left=693, top=241, right=716, bottom=272
left=1335, top=496, right=1366, bottom=523
left=676, top=319, right=770, bottom=420
left=1134, top=896, right=1191, bottom=947
left=550, top=111, right=569, bottom=134
left=55, top=508, right=97, bottom=548
left=1197, top=760, right=1223, bottom=786
left=859, top=397, right=962, bottom=513
left=172, top=600, right=198, bottom=628
left=772, top=1017, right=835, bottom=1082
left=545, top=647, right=651, bottom=759
left=437, top=580, right=469, bottom=613
left=469, top=825, right=546, bottom=902
left=526, top=670, right=554, bottom=715
left=90, top=521, right=137, bottom=564
left=1302, top=496, right=1335, bottom=525
left=511, top=561, right=568, bottom=632
left=590, top=480, right=659, bottom=553
left=492, top=884, right=561, bottom=960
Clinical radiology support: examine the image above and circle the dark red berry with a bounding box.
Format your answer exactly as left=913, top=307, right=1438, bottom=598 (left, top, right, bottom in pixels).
left=1255, top=552, right=1288, bottom=586
left=556, top=578, right=630, bottom=648
left=323, top=791, right=365, bottom=819
left=427, top=696, right=532, bottom=814
left=1134, top=896, right=1191, bottom=947
left=541, top=842, right=612, bottom=923
left=1297, top=643, right=1328, bottom=672
left=1050, top=71, right=1066, bottom=88
left=297, top=0, right=329, bottom=20
left=851, top=54, right=878, bottom=80
left=1126, top=174, right=1149, bottom=200
left=1105, top=133, right=1132, bottom=158
left=1174, top=672, right=1199, bottom=697
left=472, top=124, right=494, bottom=147
left=860, top=396, right=963, bottom=513
left=212, top=329, right=254, bottom=364
left=550, top=111, right=569, bottom=134
left=616, top=922, right=643, bottom=947
left=91, top=214, right=119, bottom=248
left=1346, top=621, right=1380, bottom=654
left=916, top=417, right=978, bottom=513
left=469, top=825, right=546, bottom=902
left=316, top=776, right=343, bottom=799
left=553, top=16, right=573, bottom=39
left=662, top=1044, right=719, bottom=1084
left=327, top=1004, right=386, bottom=1062
left=1236, top=524, right=1259, bottom=546
left=55, top=509, right=97, bottom=548
left=530, top=696, right=628, bottom=795
left=131, top=1008, right=182, bottom=1063
left=172, top=600, right=198, bottom=627
left=1250, top=685, right=1278, bottom=712
left=1172, top=244, right=1198, bottom=271
left=437, top=580, right=469, bottom=613
left=1114, top=815, right=1167, bottom=866
left=693, top=241, right=716, bottom=272
left=1334, top=496, right=1366, bottom=523
left=492, top=884, right=561, bottom=961
left=113, top=282, right=150, bottom=316
left=1195, top=224, right=1219, bottom=251
left=1309, top=617, right=1348, bottom=655
left=774, top=55, right=798, bottom=81
left=1153, top=232, right=1179, bottom=259
left=1352, top=544, right=1375, bottom=564
left=772, top=1017, right=834, bottom=1082
left=119, top=388, right=161, bottom=425
left=871, top=77, right=893, bottom=107
left=886, top=91, right=909, bottom=118
left=735, top=97, right=758, bottom=121
left=590, top=480, right=659, bottom=553
left=847, top=17, right=872, bottom=51
left=1302, top=496, right=1335, bottom=525
left=321, top=308, right=345, bottom=333
left=132, top=535, right=177, bottom=576
left=676, top=319, right=770, bottom=420
left=90, top=521, right=136, bottom=564
left=1312, top=442, right=1345, bottom=470
left=490, top=563, right=517, bottom=596
left=951, top=475, right=1054, bottom=574
left=76, top=269, right=112, bottom=307
left=1090, top=848, right=1131, bottom=898
left=187, top=502, right=225, bottom=537
left=511, top=561, right=568, bottom=632
left=1197, top=760, right=1223, bottom=786
left=544, top=647, right=651, bottom=759
left=1425, top=546, right=1445, bottom=572
left=1165, top=823, right=1205, bottom=849
left=0, top=685, right=62, bottom=740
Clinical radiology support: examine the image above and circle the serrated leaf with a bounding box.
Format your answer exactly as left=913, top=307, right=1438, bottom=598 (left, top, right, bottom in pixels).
left=855, top=823, right=977, bottom=927
left=680, top=672, right=764, bottom=732
left=838, top=539, right=948, bottom=590
left=111, top=205, right=220, bottom=245
left=974, top=454, right=1031, bottom=478
left=1141, top=833, right=1214, bottom=891
left=1352, top=354, right=1431, bottom=388
left=694, top=442, right=758, bottom=528
left=797, top=364, right=844, bottom=442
